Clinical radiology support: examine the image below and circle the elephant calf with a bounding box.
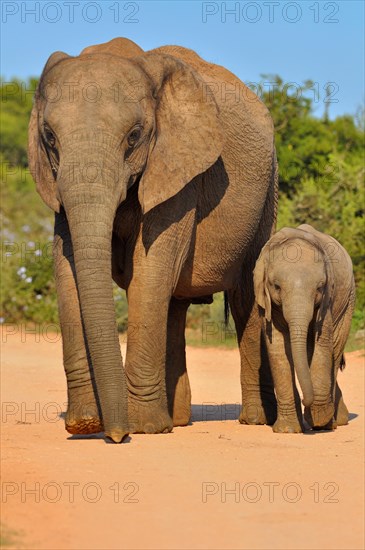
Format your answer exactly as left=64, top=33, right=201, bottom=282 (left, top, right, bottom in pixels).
left=254, top=224, right=355, bottom=433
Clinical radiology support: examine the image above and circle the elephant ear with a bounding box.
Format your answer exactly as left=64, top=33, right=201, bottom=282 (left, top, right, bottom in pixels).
left=28, top=51, right=70, bottom=212
left=253, top=244, right=272, bottom=322
left=317, top=246, right=335, bottom=327
left=295, top=225, right=334, bottom=328
left=135, top=53, right=224, bottom=214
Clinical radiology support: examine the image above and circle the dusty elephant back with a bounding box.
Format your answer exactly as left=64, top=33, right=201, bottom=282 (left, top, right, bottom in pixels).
left=80, top=37, right=144, bottom=58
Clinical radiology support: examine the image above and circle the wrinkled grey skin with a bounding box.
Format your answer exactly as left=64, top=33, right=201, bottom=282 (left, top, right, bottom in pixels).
left=254, top=224, right=355, bottom=433
left=28, top=38, right=278, bottom=442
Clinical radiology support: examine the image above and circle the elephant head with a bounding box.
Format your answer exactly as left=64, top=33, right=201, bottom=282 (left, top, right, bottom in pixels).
left=254, top=227, right=335, bottom=408
left=28, top=38, right=224, bottom=442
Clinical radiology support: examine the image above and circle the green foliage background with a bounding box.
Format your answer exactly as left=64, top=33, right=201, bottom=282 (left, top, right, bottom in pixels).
left=1, top=76, right=364, bottom=345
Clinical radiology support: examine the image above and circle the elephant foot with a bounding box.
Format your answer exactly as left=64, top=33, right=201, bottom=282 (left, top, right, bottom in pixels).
left=335, top=397, right=349, bottom=426
left=239, top=402, right=270, bottom=425
left=273, top=416, right=302, bottom=434
left=311, top=418, right=337, bottom=431
left=65, top=401, right=103, bottom=435
left=172, top=404, right=191, bottom=427
left=261, top=393, right=277, bottom=425
left=304, top=402, right=335, bottom=430
left=167, top=371, right=192, bottom=427
left=128, top=399, right=173, bottom=434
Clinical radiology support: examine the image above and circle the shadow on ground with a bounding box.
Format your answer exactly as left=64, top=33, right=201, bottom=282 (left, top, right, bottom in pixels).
left=191, top=403, right=240, bottom=422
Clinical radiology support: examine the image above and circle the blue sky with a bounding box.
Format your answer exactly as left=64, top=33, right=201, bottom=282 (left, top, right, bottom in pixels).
left=1, top=0, right=364, bottom=118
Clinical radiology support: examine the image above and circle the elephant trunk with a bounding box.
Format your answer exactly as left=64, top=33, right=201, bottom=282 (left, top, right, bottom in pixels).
left=284, top=304, right=314, bottom=407
left=61, top=181, right=128, bottom=443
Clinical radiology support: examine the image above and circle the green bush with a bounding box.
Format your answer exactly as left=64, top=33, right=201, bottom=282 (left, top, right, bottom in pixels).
left=1, top=76, right=364, bottom=345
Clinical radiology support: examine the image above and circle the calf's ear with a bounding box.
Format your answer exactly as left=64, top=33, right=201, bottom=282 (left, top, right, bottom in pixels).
left=254, top=245, right=272, bottom=322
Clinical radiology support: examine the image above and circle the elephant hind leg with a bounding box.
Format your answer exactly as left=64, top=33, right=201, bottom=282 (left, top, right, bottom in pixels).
left=334, top=382, right=349, bottom=426
left=332, top=295, right=354, bottom=426
left=166, top=298, right=192, bottom=426
left=333, top=349, right=350, bottom=426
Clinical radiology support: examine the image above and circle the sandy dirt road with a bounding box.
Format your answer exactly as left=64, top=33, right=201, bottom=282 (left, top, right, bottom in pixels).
left=1, top=329, right=364, bottom=550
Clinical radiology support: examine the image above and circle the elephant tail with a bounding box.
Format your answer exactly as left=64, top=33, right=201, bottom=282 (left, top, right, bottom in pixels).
left=224, top=291, right=230, bottom=327
left=340, top=354, right=346, bottom=371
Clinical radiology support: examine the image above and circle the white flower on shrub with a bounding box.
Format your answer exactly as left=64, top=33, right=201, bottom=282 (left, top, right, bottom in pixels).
left=36, top=294, right=42, bottom=300
left=25, top=277, right=32, bottom=283
left=34, top=249, right=42, bottom=256
left=22, top=225, right=31, bottom=233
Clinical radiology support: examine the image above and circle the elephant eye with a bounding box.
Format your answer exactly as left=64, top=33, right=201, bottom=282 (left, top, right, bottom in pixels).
left=127, top=127, right=142, bottom=148
left=274, top=283, right=281, bottom=292
left=317, top=280, right=326, bottom=291
left=43, top=125, right=56, bottom=148
left=42, top=124, right=59, bottom=179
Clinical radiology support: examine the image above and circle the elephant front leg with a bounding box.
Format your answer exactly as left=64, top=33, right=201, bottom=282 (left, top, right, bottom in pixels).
left=265, top=326, right=303, bottom=433
left=229, top=285, right=277, bottom=426
left=304, top=336, right=335, bottom=430
left=125, top=279, right=174, bottom=434
left=125, top=205, right=196, bottom=434
left=166, top=298, right=191, bottom=426
left=54, top=211, right=102, bottom=435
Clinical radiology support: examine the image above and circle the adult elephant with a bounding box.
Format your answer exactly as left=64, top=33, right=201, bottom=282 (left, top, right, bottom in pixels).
left=28, top=37, right=278, bottom=442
